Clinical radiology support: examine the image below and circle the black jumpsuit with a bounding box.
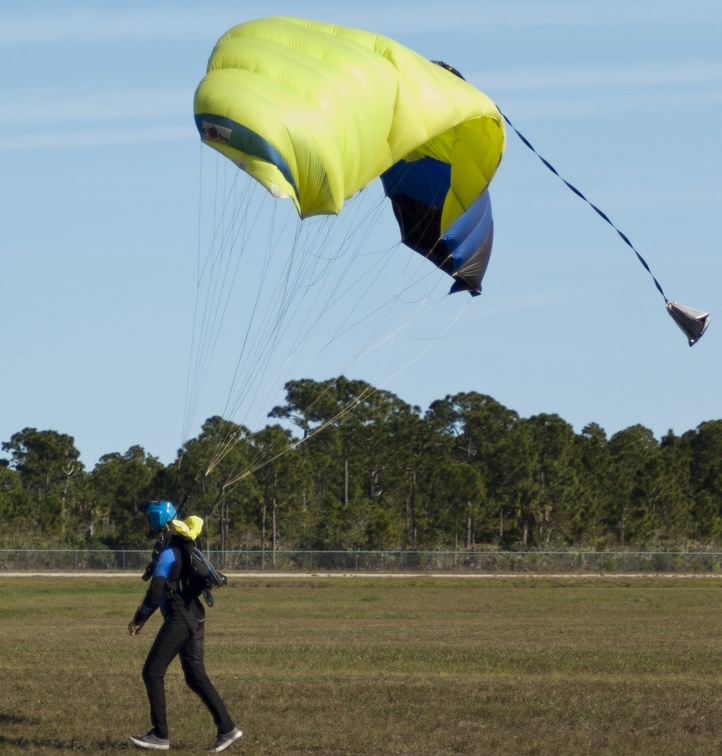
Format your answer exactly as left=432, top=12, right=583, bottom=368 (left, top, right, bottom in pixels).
left=132, top=538, right=235, bottom=739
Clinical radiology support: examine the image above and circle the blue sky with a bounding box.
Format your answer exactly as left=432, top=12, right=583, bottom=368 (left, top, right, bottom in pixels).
left=1, top=1, right=720, bottom=468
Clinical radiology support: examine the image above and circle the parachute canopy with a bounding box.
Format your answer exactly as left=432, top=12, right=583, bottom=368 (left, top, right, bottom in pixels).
left=194, top=16, right=505, bottom=294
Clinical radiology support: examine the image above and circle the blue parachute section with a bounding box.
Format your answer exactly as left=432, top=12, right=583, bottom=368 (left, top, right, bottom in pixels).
left=443, top=190, right=494, bottom=296
left=381, top=157, right=494, bottom=296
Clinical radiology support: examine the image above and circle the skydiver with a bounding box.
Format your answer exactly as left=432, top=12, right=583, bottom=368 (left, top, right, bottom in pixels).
left=127, top=500, right=242, bottom=752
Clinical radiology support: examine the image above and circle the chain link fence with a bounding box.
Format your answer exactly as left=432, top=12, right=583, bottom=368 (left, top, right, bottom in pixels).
left=2, top=549, right=722, bottom=574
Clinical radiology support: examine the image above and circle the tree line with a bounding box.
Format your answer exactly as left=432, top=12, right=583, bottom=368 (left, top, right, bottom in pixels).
left=2, top=377, right=721, bottom=552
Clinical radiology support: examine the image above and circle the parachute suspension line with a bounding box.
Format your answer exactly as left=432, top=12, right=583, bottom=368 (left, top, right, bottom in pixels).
left=191, top=279, right=471, bottom=503
left=184, top=157, right=263, bottom=469
left=202, top=185, right=456, bottom=489
left=181, top=142, right=208, bottom=453
left=501, top=112, right=710, bottom=346
left=183, top=144, right=226, bottom=448
left=223, top=288, right=465, bottom=487
left=220, top=272, right=467, bottom=489
left=282, top=186, right=444, bottom=378
left=207, top=193, right=397, bottom=481
left=222, top=201, right=286, bottom=418
left=184, top=162, right=249, bottom=444
left=501, top=112, right=668, bottom=302
left=219, top=213, right=325, bottom=428
left=354, top=289, right=467, bottom=365
left=320, top=293, right=470, bottom=444
left=316, top=251, right=442, bottom=380
left=222, top=380, right=381, bottom=489
left=202, top=192, right=288, bottom=475
left=182, top=142, right=224, bottom=445
left=240, top=191, right=388, bottom=386
left=198, top=204, right=349, bottom=479
left=205, top=202, right=307, bottom=476
left=300, top=201, right=400, bottom=349
left=188, top=162, right=484, bottom=491
left=280, top=189, right=444, bottom=397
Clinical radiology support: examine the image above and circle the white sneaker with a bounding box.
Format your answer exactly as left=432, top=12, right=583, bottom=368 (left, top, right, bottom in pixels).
left=210, top=727, right=242, bottom=752
left=129, top=730, right=170, bottom=750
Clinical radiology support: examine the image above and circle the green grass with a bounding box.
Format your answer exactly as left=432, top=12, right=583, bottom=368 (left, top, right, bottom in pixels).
left=1, top=576, right=721, bottom=754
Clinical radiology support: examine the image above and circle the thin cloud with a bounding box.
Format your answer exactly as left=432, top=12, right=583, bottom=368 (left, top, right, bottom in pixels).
left=317, top=2, right=722, bottom=34
left=0, top=88, right=188, bottom=124
left=0, top=87, right=193, bottom=149
left=467, top=62, right=722, bottom=120
left=475, top=62, right=722, bottom=93
left=495, top=88, right=722, bottom=121
left=0, top=124, right=193, bottom=151
left=312, top=5, right=584, bottom=35
left=2, top=3, right=721, bottom=43
left=0, top=9, right=223, bottom=43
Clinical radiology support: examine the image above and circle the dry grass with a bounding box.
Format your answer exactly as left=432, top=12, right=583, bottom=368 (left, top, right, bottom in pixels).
left=1, top=576, right=721, bottom=754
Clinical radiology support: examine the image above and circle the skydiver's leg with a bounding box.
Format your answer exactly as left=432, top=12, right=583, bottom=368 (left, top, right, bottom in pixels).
left=179, top=624, right=235, bottom=735
left=141, top=615, right=188, bottom=739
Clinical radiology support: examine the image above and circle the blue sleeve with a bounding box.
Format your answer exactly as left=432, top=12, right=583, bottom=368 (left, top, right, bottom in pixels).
left=153, top=547, right=177, bottom=579
left=133, top=547, right=178, bottom=626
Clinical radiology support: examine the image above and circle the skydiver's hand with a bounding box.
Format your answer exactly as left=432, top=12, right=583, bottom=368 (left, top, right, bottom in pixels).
left=128, top=621, right=142, bottom=636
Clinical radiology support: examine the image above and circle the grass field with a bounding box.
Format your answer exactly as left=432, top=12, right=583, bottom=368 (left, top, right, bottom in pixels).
left=1, top=575, right=721, bottom=755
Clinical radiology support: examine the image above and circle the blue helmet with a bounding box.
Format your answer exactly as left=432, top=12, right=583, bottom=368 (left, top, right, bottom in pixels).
left=144, top=501, right=177, bottom=534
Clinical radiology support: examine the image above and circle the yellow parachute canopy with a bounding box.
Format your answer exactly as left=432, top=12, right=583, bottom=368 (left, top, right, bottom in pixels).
left=193, top=16, right=505, bottom=236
